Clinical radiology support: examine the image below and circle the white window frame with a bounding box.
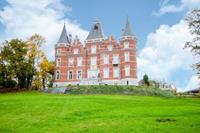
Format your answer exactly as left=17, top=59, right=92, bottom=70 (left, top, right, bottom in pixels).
left=68, top=71, right=73, bottom=80
left=113, top=54, right=119, bottom=64
left=113, top=67, right=119, bottom=78
left=125, top=65, right=130, bottom=76
left=124, top=42, right=129, bottom=49
left=91, top=45, right=96, bottom=54
left=74, top=48, right=78, bottom=54
left=77, top=57, right=82, bottom=66
left=91, top=56, right=97, bottom=66
left=103, top=54, right=109, bottom=64
left=57, top=49, right=61, bottom=55
left=77, top=70, right=82, bottom=80
left=108, top=45, right=113, bottom=51
left=103, top=67, right=109, bottom=78
left=68, top=58, right=74, bottom=66
left=56, top=58, right=61, bottom=67
left=55, top=70, right=60, bottom=80
left=125, top=52, right=130, bottom=62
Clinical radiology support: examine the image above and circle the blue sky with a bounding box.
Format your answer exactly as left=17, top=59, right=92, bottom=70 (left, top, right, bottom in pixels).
left=0, top=0, right=199, bottom=91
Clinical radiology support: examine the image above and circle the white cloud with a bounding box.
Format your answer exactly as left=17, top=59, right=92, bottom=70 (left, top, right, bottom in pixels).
left=0, top=0, right=88, bottom=59
left=154, top=0, right=200, bottom=16
left=184, top=75, right=199, bottom=91
left=138, top=20, right=198, bottom=91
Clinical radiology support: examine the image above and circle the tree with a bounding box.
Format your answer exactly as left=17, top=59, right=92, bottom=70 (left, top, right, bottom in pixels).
left=39, top=57, right=54, bottom=88
left=0, top=34, right=51, bottom=90
left=0, top=39, right=35, bottom=89
left=143, top=74, right=150, bottom=86
left=26, top=34, right=46, bottom=89
left=185, top=9, right=200, bottom=77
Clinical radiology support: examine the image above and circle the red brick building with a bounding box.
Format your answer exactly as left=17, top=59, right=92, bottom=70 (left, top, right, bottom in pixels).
left=54, top=17, right=137, bottom=86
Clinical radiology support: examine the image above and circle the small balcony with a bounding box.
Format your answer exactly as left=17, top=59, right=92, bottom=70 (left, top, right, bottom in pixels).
left=112, top=60, right=119, bottom=66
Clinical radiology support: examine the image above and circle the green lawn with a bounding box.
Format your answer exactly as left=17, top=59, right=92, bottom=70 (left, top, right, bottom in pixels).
left=0, top=92, right=199, bottom=133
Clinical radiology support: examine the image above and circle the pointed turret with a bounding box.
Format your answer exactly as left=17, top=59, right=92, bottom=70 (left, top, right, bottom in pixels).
left=122, top=16, right=134, bottom=37
left=86, top=19, right=104, bottom=40
left=57, top=23, right=70, bottom=44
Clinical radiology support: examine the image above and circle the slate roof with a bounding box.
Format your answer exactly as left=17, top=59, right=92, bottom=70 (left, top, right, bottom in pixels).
left=122, top=16, right=134, bottom=36
left=86, top=20, right=104, bottom=40
left=57, top=24, right=70, bottom=44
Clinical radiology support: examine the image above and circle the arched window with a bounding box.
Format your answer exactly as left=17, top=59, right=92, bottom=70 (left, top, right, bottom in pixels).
left=56, top=70, right=60, bottom=80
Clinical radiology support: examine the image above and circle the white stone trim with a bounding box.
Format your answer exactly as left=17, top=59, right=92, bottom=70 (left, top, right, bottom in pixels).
left=53, top=78, right=138, bottom=87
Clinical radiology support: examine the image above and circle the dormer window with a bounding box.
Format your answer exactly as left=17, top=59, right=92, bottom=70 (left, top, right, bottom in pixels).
left=124, top=42, right=129, bottom=49
left=94, top=25, right=98, bottom=30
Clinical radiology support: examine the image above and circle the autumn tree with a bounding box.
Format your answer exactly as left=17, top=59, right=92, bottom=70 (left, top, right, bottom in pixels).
left=39, top=57, right=54, bottom=88
left=26, top=34, right=46, bottom=89
left=185, top=9, right=200, bottom=78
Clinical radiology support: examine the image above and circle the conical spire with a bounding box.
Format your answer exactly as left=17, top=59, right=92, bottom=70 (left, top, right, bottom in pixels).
left=57, top=23, right=70, bottom=44
left=86, top=19, right=104, bottom=40
left=122, top=16, right=133, bottom=36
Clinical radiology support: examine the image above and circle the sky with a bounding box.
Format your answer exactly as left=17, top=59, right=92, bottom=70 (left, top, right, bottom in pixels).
left=0, top=0, right=200, bottom=91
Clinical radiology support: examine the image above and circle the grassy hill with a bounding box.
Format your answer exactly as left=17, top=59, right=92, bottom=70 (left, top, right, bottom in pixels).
left=0, top=92, right=200, bottom=133
left=56, top=85, right=175, bottom=98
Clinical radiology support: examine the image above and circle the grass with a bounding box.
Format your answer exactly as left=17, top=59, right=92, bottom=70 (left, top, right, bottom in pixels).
left=0, top=92, right=200, bottom=133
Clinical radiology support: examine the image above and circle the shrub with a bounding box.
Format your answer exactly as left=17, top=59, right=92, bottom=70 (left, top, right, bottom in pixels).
left=68, top=85, right=175, bottom=98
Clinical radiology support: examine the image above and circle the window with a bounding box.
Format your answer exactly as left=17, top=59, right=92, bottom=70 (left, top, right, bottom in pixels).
left=124, top=52, right=130, bottom=62
left=108, top=45, right=113, bottom=51
left=113, top=67, right=119, bottom=78
left=74, top=48, right=78, bottom=54
left=68, top=71, right=73, bottom=80
left=113, top=54, right=119, bottom=64
left=124, top=42, right=129, bottom=49
left=56, top=58, right=61, bottom=67
left=68, top=58, right=74, bottom=66
left=77, top=70, right=82, bottom=80
left=91, top=56, right=97, bottom=66
left=77, top=57, right=82, bottom=66
left=91, top=45, right=96, bottom=54
left=103, top=54, right=109, bottom=64
left=55, top=70, right=60, bottom=80
left=103, top=67, right=109, bottom=78
left=125, top=65, right=130, bottom=76
left=57, top=49, right=61, bottom=55
left=94, top=25, right=98, bottom=30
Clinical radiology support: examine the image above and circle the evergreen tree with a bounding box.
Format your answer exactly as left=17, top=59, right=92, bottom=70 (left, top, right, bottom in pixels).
left=143, top=74, right=150, bottom=86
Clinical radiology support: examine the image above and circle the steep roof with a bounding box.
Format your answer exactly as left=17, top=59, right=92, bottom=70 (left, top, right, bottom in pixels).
left=86, top=20, right=104, bottom=40
left=57, top=24, right=70, bottom=44
left=122, top=16, right=134, bottom=36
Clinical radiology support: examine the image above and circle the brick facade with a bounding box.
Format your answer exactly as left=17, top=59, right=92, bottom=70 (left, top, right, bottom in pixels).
left=54, top=18, right=137, bottom=86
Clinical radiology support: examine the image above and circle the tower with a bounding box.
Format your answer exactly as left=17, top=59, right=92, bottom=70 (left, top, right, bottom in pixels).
left=54, top=23, right=71, bottom=84
left=120, top=16, right=137, bottom=85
